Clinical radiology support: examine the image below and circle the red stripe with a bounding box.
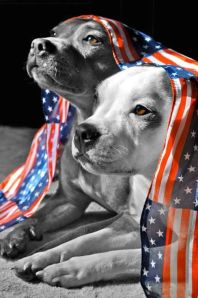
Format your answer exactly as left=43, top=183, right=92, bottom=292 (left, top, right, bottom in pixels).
left=162, top=207, right=176, bottom=297
left=165, top=48, right=198, bottom=68
left=0, top=206, right=22, bottom=225
left=177, top=209, right=190, bottom=298
left=192, top=213, right=198, bottom=297
left=119, top=23, right=140, bottom=60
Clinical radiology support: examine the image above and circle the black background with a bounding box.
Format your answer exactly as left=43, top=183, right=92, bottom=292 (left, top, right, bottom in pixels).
left=0, top=0, right=197, bottom=127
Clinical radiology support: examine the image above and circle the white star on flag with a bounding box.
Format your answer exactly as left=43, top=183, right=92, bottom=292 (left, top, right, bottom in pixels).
left=146, top=283, right=152, bottom=291
left=148, top=216, right=156, bottom=224
left=194, top=145, right=198, bottom=151
left=42, top=97, right=46, bottom=103
left=178, top=174, right=184, bottom=182
left=188, top=165, right=196, bottom=172
left=174, top=197, right=181, bottom=205
left=143, top=267, right=149, bottom=276
left=145, top=37, right=152, bottom=42
left=150, top=238, right=156, bottom=245
left=155, top=275, right=160, bottom=283
left=158, top=208, right=166, bottom=215
left=193, top=200, right=198, bottom=207
left=184, top=186, right=192, bottom=194
left=146, top=203, right=151, bottom=210
left=150, top=260, right=156, bottom=268
left=48, top=106, right=53, bottom=112
left=45, top=89, right=50, bottom=94
left=158, top=251, right=163, bottom=259
left=156, top=229, right=163, bottom=237
left=191, top=130, right=196, bottom=137
left=53, top=97, right=58, bottom=103
left=184, top=152, right=190, bottom=160
left=144, top=245, right=149, bottom=253
left=142, top=225, right=147, bottom=232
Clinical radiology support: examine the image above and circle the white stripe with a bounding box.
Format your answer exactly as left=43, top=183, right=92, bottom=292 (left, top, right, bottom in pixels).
left=3, top=166, right=24, bottom=193
left=46, top=124, right=53, bottom=180
left=51, top=125, right=59, bottom=176
left=185, top=211, right=197, bottom=298
left=149, top=79, right=181, bottom=201
left=5, top=177, right=22, bottom=199
left=170, top=208, right=182, bottom=297
left=144, top=55, right=165, bottom=65
left=0, top=201, right=13, bottom=212
left=110, top=20, right=135, bottom=61
left=0, top=205, right=19, bottom=224
left=61, top=99, right=66, bottom=122
left=160, top=49, right=198, bottom=72
left=100, top=18, right=124, bottom=64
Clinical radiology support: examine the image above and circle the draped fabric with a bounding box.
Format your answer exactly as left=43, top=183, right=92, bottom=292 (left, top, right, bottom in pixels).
left=0, top=17, right=198, bottom=297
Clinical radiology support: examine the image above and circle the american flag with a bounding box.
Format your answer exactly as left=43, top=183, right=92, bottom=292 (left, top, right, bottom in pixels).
left=0, top=16, right=197, bottom=296
left=0, top=91, right=75, bottom=231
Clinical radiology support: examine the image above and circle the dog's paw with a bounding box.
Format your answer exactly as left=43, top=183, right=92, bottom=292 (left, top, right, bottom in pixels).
left=0, top=221, right=42, bottom=258
left=14, top=248, right=62, bottom=281
left=35, top=256, right=97, bottom=288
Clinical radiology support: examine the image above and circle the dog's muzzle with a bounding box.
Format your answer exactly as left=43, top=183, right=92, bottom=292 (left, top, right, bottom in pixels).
left=74, top=123, right=101, bottom=153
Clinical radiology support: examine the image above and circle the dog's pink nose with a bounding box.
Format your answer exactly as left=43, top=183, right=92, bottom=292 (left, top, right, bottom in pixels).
left=74, top=123, right=101, bottom=152
left=31, top=38, right=56, bottom=56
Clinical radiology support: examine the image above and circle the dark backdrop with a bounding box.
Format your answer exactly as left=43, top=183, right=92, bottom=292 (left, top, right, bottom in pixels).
left=0, top=0, right=197, bottom=127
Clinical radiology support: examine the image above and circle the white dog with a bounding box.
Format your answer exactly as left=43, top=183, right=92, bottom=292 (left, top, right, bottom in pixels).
left=14, top=65, right=173, bottom=288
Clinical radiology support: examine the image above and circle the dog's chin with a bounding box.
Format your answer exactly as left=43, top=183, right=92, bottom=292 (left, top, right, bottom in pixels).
left=30, top=67, right=84, bottom=95
left=31, top=67, right=56, bottom=89
left=76, top=154, right=133, bottom=176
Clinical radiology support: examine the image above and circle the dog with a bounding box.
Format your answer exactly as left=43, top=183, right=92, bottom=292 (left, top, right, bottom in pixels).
left=0, top=15, right=136, bottom=259
left=13, top=65, right=173, bottom=287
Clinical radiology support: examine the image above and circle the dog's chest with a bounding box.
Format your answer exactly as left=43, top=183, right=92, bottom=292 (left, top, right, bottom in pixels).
left=72, top=170, right=114, bottom=211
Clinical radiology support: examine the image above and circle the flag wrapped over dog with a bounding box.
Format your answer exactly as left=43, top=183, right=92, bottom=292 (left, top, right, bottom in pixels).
left=0, top=12, right=198, bottom=297
left=138, top=64, right=198, bottom=298
left=0, top=14, right=159, bottom=231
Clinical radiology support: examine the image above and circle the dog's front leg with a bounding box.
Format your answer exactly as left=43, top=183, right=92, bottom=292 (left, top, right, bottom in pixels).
left=14, top=213, right=140, bottom=279
left=36, top=249, right=141, bottom=288
left=0, top=186, right=90, bottom=258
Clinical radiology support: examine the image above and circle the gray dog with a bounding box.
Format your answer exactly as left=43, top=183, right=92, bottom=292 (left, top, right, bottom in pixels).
left=1, top=15, right=138, bottom=266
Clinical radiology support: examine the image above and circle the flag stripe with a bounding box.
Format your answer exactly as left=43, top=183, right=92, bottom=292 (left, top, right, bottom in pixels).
left=177, top=209, right=190, bottom=298
left=162, top=207, right=176, bottom=297
left=185, top=210, right=197, bottom=298
left=163, top=81, right=195, bottom=204
left=192, top=213, right=198, bottom=297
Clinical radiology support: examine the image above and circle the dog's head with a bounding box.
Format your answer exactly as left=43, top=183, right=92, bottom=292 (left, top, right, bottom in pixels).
left=27, top=17, right=119, bottom=110
left=72, top=65, right=173, bottom=175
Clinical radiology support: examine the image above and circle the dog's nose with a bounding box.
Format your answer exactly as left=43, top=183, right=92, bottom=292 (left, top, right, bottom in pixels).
left=74, top=123, right=101, bottom=151
left=31, top=38, right=56, bottom=56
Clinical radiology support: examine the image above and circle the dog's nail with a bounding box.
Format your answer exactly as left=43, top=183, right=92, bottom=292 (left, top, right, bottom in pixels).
left=35, top=270, right=43, bottom=278
left=9, top=266, right=15, bottom=270
left=23, top=262, right=31, bottom=272
left=51, top=278, right=61, bottom=287
left=9, top=243, right=13, bottom=249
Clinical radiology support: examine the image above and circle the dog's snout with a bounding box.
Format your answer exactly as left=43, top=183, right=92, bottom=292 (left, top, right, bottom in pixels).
left=31, top=38, right=56, bottom=56
left=74, top=123, right=101, bottom=152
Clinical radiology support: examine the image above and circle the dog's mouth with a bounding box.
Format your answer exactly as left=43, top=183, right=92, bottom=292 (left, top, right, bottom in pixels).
left=72, top=143, right=132, bottom=175
left=26, top=55, right=84, bottom=94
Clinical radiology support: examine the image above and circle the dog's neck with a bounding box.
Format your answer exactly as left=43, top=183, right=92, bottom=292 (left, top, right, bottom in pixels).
left=62, top=91, right=94, bottom=122
left=129, top=160, right=159, bottom=223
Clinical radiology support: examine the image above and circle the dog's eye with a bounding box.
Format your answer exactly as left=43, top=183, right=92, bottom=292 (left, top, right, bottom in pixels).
left=50, top=30, right=56, bottom=37
left=133, top=105, right=151, bottom=116
left=83, top=35, right=100, bottom=45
